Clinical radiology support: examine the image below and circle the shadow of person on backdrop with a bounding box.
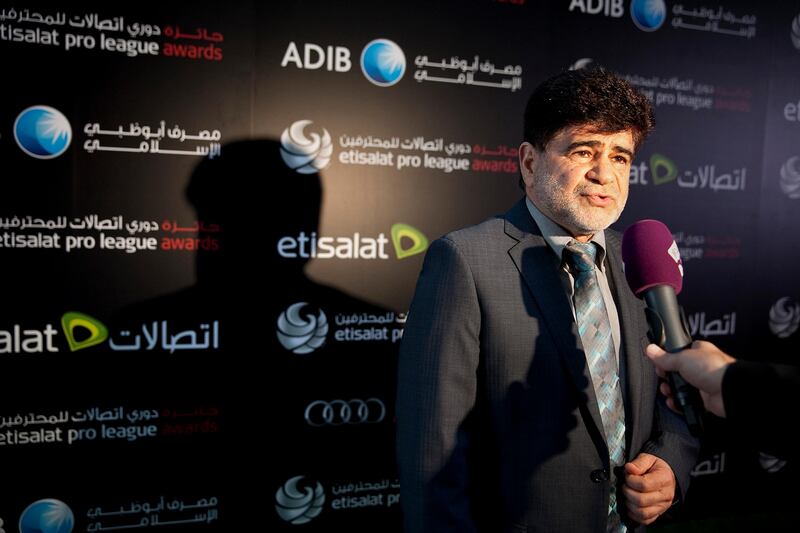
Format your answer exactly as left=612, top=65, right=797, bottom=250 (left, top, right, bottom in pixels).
left=111, top=139, right=403, bottom=530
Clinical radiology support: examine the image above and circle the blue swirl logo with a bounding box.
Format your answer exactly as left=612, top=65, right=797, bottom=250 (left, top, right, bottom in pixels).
left=14, top=106, right=72, bottom=159
left=630, top=0, right=667, bottom=32
left=19, top=499, right=74, bottom=533
left=360, top=39, right=405, bottom=87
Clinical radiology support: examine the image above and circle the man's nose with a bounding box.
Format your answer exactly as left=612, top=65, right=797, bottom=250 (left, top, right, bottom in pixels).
left=586, top=157, right=614, bottom=185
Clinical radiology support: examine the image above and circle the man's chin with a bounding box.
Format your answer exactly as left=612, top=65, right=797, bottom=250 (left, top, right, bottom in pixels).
left=572, top=214, right=620, bottom=234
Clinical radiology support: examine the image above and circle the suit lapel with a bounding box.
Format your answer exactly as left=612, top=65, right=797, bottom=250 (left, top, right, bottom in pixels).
left=605, top=231, right=647, bottom=453
left=504, top=200, right=606, bottom=444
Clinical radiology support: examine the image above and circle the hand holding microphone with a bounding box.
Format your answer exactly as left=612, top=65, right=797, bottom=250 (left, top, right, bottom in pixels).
left=645, top=341, right=734, bottom=418
left=621, top=220, right=705, bottom=436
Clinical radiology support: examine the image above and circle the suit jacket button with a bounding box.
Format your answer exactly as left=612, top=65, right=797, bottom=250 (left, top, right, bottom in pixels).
left=590, top=469, right=610, bottom=483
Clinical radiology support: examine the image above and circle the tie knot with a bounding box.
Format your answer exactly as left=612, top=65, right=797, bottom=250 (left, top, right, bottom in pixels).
left=564, top=242, right=597, bottom=273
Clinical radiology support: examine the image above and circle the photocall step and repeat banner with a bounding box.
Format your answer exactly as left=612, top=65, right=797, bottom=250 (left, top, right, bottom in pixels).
left=1, top=0, right=798, bottom=531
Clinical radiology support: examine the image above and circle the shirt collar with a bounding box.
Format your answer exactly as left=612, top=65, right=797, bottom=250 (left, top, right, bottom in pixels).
left=525, top=196, right=607, bottom=269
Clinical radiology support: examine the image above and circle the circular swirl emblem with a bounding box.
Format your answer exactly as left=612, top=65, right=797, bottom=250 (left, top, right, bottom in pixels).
left=779, top=156, right=800, bottom=199
left=280, top=120, right=333, bottom=174
left=277, top=302, right=328, bottom=354
left=275, top=476, right=325, bottom=525
left=769, top=297, right=800, bottom=338
left=791, top=12, right=800, bottom=50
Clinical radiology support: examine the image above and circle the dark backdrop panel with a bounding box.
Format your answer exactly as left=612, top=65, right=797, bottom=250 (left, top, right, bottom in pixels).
left=1, top=1, right=798, bottom=531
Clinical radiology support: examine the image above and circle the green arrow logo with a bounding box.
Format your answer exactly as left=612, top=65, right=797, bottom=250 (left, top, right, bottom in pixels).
left=61, top=311, right=108, bottom=352
left=650, top=153, right=678, bottom=185
left=391, top=223, right=429, bottom=259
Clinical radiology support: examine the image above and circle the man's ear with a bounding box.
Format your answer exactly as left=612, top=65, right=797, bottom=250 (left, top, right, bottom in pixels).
left=518, top=142, right=539, bottom=188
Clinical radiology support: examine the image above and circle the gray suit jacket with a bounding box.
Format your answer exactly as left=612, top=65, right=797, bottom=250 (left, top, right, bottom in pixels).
left=396, top=198, right=698, bottom=533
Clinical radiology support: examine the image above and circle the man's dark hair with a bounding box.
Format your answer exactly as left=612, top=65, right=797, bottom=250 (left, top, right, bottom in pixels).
left=519, top=66, right=655, bottom=188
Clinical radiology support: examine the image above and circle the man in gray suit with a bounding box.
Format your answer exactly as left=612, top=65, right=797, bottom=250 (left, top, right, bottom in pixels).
left=396, top=67, right=699, bottom=532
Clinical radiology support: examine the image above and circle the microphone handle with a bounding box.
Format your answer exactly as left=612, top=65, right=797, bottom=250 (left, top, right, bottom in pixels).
left=643, top=285, right=705, bottom=437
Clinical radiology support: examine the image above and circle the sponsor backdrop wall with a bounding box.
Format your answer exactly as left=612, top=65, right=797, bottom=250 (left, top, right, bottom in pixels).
left=1, top=0, right=799, bottom=531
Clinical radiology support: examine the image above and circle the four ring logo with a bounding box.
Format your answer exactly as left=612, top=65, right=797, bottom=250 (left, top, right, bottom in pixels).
left=305, top=398, right=386, bottom=426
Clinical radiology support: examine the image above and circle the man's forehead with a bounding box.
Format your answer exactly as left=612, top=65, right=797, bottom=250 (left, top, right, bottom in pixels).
left=554, top=124, right=635, bottom=145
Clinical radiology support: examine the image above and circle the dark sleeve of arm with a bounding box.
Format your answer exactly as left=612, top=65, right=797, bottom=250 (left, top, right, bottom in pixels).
left=396, top=237, right=481, bottom=533
left=641, top=393, right=700, bottom=502
left=722, top=360, right=800, bottom=459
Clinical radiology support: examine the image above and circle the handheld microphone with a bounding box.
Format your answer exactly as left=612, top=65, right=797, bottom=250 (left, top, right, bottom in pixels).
left=621, top=219, right=704, bottom=436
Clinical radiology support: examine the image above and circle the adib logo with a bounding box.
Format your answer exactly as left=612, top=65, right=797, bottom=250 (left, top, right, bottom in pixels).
left=280, top=38, right=405, bottom=87
left=568, top=0, right=625, bottom=18
left=275, top=476, right=325, bottom=525
left=568, top=0, right=666, bottom=32
left=360, top=39, right=406, bottom=86
left=19, top=499, right=74, bottom=533
left=14, top=105, right=72, bottom=159
left=630, top=0, right=667, bottom=31
left=280, top=120, right=333, bottom=174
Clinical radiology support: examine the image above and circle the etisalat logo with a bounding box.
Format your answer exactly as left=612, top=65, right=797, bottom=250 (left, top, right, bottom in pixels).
left=275, top=476, right=325, bottom=525
left=14, top=105, right=72, bottom=159
left=3, top=313, right=220, bottom=354
left=19, top=498, right=75, bottom=533
left=759, top=451, right=788, bottom=473
left=779, top=156, right=800, bottom=199
left=280, top=120, right=333, bottom=174
left=629, top=153, right=746, bottom=192
left=277, top=302, right=405, bottom=353
left=1, top=312, right=108, bottom=354
left=647, top=154, right=679, bottom=185
left=769, top=297, right=800, bottom=338
left=277, top=223, right=429, bottom=261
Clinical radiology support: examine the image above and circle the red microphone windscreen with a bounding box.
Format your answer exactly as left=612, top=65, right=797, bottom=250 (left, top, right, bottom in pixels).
left=621, top=219, right=683, bottom=296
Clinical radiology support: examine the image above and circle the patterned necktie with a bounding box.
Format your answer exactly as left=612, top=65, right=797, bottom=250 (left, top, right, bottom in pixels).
left=564, top=241, right=627, bottom=533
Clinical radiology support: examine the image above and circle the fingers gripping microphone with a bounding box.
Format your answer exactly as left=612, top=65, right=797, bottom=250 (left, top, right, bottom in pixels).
left=621, top=220, right=704, bottom=436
